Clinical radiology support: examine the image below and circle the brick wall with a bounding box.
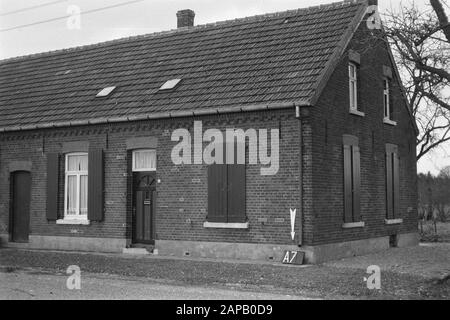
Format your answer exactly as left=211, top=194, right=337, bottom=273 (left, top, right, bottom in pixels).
left=309, top=22, right=418, bottom=245
left=0, top=109, right=305, bottom=246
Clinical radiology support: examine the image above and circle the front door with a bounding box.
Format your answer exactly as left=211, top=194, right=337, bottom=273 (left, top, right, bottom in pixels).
left=10, top=171, right=31, bottom=242
left=132, top=172, right=156, bottom=244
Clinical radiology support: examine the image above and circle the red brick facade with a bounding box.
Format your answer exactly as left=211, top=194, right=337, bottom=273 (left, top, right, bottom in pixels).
left=0, top=1, right=419, bottom=261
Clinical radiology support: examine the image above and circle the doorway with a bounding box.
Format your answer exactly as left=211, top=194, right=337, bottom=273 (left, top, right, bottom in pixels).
left=132, top=172, right=156, bottom=244
left=10, top=171, right=31, bottom=242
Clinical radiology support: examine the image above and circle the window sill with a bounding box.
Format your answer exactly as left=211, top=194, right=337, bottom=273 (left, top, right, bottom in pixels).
left=342, top=221, right=365, bottom=229
left=203, top=222, right=249, bottom=229
left=349, top=109, right=365, bottom=117
left=385, top=218, right=403, bottom=225
left=56, top=219, right=90, bottom=225
left=383, top=118, right=397, bottom=126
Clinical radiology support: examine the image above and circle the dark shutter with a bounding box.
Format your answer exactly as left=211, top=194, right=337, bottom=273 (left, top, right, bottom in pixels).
left=393, top=150, right=400, bottom=218
left=227, top=164, right=246, bottom=223
left=352, top=145, right=361, bottom=222
left=88, top=149, right=104, bottom=221
left=207, top=164, right=227, bottom=222
left=46, top=153, right=59, bottom=220
left=343, top=144, right=353, bottom=223
left=386, top=147, right=394, bottom=219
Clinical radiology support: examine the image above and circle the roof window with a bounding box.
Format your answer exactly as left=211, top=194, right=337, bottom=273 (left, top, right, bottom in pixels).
left=96, top=86, right=116, bottom=97
left=159, top=79, right=181, bottom=91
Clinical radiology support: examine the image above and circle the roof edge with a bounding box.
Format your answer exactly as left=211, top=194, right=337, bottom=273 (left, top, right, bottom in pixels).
left=0, top=101, right=309, bottom=133
left=0, top=0, right=367, bottom=64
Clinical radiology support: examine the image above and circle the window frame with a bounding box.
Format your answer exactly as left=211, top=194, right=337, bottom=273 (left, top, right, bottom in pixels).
left=63, top=152, right=88, bottom=220
left=132, top=149, right=157, bottom=172
left=348, top=62, right=359, bottom=112
left=383, top=78, right=391, bottom=120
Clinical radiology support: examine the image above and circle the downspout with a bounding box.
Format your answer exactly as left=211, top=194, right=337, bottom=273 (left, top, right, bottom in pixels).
left=295, top=104, right=303, bottom=246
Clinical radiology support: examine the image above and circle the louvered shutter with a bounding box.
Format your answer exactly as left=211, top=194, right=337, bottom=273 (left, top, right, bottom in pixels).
left=88, top=149, right=104, bottom=221
left=46, top=153, right=59, bottom=220
left=343, top=144, right=353, bottom=223
left=393, top=150, right=400, bottom=218
left=386, top=146, right=394, bottom=219
left=352, top=145, right=361, bottom=222
left=227, top=163, right=246, bottom=223
left=207, top=164, right=227, bottom=222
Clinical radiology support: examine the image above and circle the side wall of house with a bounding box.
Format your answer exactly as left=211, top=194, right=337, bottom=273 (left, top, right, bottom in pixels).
left=309, top=21, right=418, bottom=247
left=0, top=109, right=304, bottom=257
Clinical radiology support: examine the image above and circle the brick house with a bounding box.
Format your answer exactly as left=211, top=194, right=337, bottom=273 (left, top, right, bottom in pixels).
left=0, top=0, right=419, bottom=263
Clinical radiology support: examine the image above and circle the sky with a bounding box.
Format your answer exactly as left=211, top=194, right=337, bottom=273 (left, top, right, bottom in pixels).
left=0, top=0, right=448, bottom=175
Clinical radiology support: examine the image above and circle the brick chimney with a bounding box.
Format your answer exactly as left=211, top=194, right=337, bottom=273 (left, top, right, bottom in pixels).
left=177, top=9, right=195, bottom=28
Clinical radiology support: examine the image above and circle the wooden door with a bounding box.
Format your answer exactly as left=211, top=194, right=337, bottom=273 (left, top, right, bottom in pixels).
left=11, top=171, right=31, bottom=242
left=132, top=172, right=156, bottom=244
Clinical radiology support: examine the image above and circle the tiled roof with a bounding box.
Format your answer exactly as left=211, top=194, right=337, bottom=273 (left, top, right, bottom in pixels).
left=0, top=0, right=368, bottom=131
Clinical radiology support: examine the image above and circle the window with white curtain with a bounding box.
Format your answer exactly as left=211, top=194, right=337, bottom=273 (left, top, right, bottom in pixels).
left=349, top=63, right=358, bottom=111
left=383, top=78, right=391, bottom=120
left=64, top=153, right=88, bottom=219
left=132, top=149, right=157, bottom=172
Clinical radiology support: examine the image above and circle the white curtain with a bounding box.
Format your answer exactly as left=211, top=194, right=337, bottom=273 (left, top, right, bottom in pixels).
left=134, top=150, right=156, bottom=171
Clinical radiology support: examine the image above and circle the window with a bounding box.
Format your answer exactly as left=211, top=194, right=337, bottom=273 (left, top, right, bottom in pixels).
left=96, top=86, right=116, bottom=97
left=64, top=153, right=88, bottom=219
left=132, top=149, right=156, bottom=172
left=349, top=63, right=358, bottom=111
left=206, top=143, right=246, bottom=226
left=386, top=144, right=400, bottom=220
left=383, top=79, right=392, bottom=120
left=159, top=79, right=181, bottom=91
left=343, top=135, right=361, bottom=224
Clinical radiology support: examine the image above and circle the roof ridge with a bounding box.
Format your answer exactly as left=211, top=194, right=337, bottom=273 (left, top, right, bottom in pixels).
left=0, top=0, right=367, bottom=64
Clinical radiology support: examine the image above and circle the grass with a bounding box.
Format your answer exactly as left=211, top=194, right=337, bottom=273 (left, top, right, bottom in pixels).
left=420, top=221, right=450, bottom=243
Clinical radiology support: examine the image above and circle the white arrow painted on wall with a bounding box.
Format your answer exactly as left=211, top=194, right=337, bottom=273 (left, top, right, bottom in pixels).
left=290, top=208, right=296, bottom=241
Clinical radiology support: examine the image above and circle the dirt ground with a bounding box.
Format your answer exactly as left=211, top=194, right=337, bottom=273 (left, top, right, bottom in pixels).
left=0, top=243, right=449, bottom=300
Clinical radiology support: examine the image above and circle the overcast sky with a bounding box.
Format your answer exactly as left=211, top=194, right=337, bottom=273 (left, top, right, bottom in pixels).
left=0, top=0, right=447, bottom=175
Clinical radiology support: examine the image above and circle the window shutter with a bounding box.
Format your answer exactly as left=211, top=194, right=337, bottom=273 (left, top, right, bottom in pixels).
left=393, top=151, right=400, bottom=218
left=88, top=149, right=104, bottom=221
left=386, top=149, right=394, bottom=219
left=227, top=164, right=246, bottom=223
left=46, top=153, right=59, bottom=220
left=352, top=145, right=361, bottom=222
left=343, top=144, right=353, bottom=223
left=207, top=164, right=227, bottom=222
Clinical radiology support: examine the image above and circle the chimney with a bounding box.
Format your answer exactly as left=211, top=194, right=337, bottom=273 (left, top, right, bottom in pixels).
left=177, top=9, right=195, bottom=28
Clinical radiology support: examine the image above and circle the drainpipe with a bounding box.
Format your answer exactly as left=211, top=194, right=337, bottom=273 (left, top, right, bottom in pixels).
left=295, top=104, right=303, bottom=246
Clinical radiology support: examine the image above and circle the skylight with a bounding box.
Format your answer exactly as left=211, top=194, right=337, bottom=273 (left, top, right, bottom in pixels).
left=96, top=86, right=116, bottom=97
left=159, top=79, right=181, bottom=91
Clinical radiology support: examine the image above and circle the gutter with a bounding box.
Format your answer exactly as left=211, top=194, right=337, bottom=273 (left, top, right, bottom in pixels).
left=0, top=101, right=311, bottom=133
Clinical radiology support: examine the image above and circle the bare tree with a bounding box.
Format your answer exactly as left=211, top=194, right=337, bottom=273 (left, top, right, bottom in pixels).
left=382, top=0, right=450, bottom=160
